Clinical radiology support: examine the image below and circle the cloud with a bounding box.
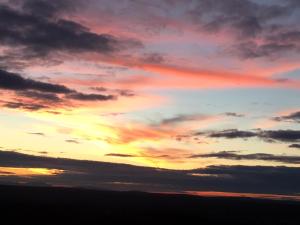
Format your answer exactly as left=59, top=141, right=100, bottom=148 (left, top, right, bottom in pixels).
left=0, top=1, right=142, bottom=71
left=66, top=92, right=116, bottom=101
left=273, top=111, right=300, bottom=123
left=0, top=68, right=119, bottom=111
left=187, top=0, right=300, bottom=58
left=141, top=53, right=165, bottom=64
left=129, top=62, right=299, bottom=90
left=198, top=129, right=300, bottom=143
left=260, top=130, right=300, bottom=143
left=205, top=129, right=257, bottom=139
left=191, top=165, right=300, bottom=194
left=19, top=90, right=61, bottom=102
left=91, top=87, right=135, bottom=98
left=38, top=151, right=48, bottom=155
left=190, top=151, right=300, bottom=164
left=1, top=101, right=48, bottom=111
left=65, top=140, right=80, bottom=144
left=140, top=147, right=188, bottom=161
left=0, top=69, right=72, bottom=93
left=105, top=148, right=187, bottom=161
left=234, top=41, right=296, bottom=59
left=28, top=132, right=45, bottom=136
left=0, top=2, right=141, bottom=59
left=190, top=0, right=265, bottom=35
left=116, top=89, right=135, bottom=97
left=20, top=0, right=77, bottom=18
left=159, top=114, right=211, bottom=126
left=289, top=144, right=300, bottom=149
left=110, top=124, right=174, bottom=144
left=224, top=112, right=245, bottom=118
left=105, top=153, right=137, bottom=158
left=0, top=150, right=300, bottom=195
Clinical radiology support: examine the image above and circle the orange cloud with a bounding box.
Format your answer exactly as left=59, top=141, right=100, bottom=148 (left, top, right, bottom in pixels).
left=60, top=53, right=300, bottom=90
left=111, top=125, right=175, bottom=144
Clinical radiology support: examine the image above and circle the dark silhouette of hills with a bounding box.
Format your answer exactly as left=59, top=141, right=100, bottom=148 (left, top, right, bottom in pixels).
left=0, top=185, right=299, bottom=225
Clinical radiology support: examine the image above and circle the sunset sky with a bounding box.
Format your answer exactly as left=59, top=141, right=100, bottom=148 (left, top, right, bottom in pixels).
left=0, top=0, right=300, bottom=198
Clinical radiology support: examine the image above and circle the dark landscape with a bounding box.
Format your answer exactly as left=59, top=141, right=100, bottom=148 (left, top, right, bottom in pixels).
left=1, top=185, right=300, bottom=225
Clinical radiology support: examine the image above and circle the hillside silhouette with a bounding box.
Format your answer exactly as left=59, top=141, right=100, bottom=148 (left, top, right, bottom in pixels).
left=0, top=185, right=299, bottom=225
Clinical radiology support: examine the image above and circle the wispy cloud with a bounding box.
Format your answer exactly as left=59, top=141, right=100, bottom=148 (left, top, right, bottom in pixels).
left=196, top=129, right=300, bottom=143
left=273, top=111, right=300, bottom=123
left=65, top=139, right=80, bottom=144
left=190, top=151, right=300, bottom=164
left=28, top=132, right=46, bottom=136
left=105, top=153, right=137, bottom=158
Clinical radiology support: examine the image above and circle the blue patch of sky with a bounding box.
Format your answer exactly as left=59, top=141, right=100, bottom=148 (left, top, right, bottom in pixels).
left=128, top=88, right=300, bottom=124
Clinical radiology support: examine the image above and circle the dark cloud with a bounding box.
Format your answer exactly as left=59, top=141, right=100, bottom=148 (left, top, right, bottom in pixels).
left=0, top=150, right=300, bottom=195
left=116, top=89, right=135, bottom=97
left=0, top=3, right=140, bottom=59
left=224, top=112, right=245, bottom=117
left=198, top=129, right=300, bottom=143
left=91, top=87, right=108, bottom=92
left=0, top=69, right=72, bottom=93
left=190, top=165, right=300, bottom=194
left=0, top=1, right=142, bottom=71
left=66, top=92, right=116, bottom=101
left=289, top=144, right=300, bottom=149
left=19, top=90, right=61, bottom=102
left=46, top=111, right=61, bottom=115
left=20, top=0, right=77, bottom=18
left=0, top=69, right=118, bottom=110
left=159, top=114, right=209, bottom=126
left=2, top=101, right=48, bottom=111
left=91, top=87, right=136, bottom=98
left=260, top=130, right=300, bottom=143
left=190, top=151, right=300, bottom=164
left=234, top=41, right=295, bottom=59
left=141, top=53, right=165, bottom=64
left=38, top=151, right=48, bottom=154
left=188, top=0, right=300, bottom=58
left=206, top=129, right=257, bottom=139
left=105, top=153, right=137, bottom=158
left=273, top=111, right=300, bottom=123
left=2, top=0, right=299, bottom=61
left=190, top=0, right=290, bottom=35
left=65, top=139, right=80, bottom=144
left=267, top=30, right=300, bottom=46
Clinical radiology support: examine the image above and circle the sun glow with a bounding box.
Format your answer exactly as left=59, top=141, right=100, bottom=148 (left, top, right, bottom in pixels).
left=0, top=167, right=64, bottom=176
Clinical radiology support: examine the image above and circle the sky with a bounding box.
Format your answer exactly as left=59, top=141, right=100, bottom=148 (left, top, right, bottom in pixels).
left=0, top=0, right=300, bottom=199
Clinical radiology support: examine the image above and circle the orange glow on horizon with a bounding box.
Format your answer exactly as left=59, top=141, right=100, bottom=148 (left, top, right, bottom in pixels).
left=0, top=167, right=64, bottom=176
left=186, top=191, right=300, bottom=201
